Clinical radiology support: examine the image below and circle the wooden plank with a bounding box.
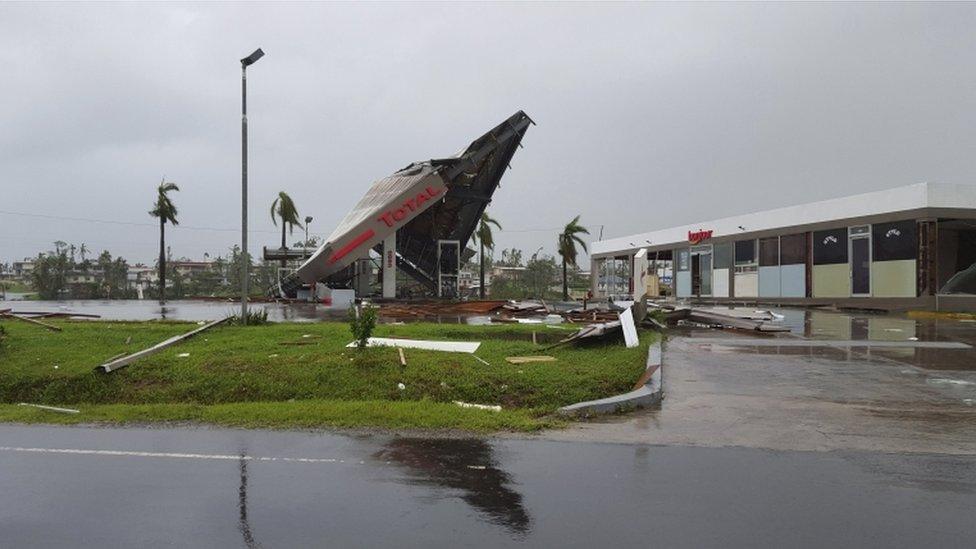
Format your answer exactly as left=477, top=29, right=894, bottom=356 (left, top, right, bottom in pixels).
left=505, top=355, right=557, bottom=364
left=398, top=347, right=407, bottom=367
left=9, top=311, right=101, bottom=318
left=95, top=318, right=228, bottom=373
left=1, top=313, right=62, bottom=332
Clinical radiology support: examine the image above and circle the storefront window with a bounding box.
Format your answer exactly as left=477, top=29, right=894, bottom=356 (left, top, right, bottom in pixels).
left=713, top=242, right=732, bottom=269
left=759, top=238, right=779, bottom=267
left=872, top=220, right=916, bottom=261
left=813, top=228, right=848, bottom=265
left=677, top=249, right=690, bottom=271
left=780, top=233, right=807, bottom=265
left=734, top=239, right=757, bottom=265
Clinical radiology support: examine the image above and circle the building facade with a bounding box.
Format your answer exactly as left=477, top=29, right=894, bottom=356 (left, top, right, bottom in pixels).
left=590, top=183, right=976, bottom=311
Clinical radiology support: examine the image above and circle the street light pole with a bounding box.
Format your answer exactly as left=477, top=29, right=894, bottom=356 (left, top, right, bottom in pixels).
left=304, top=216, right=313, bottom=257
left=240, top=48, right=264, bottom=325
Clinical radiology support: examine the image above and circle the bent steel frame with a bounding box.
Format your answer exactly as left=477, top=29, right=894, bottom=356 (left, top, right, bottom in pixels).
left=277, top=110, right=533, bottom=297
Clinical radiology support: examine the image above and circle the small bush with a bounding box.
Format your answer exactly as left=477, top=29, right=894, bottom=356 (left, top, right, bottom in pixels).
left=225, top=308, right=269, bottom=326
left=348, top=302, right=377, bottom=350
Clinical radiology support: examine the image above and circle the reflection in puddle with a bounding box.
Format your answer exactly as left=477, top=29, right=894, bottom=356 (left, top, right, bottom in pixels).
left=374, top=438, right=531, bottom=536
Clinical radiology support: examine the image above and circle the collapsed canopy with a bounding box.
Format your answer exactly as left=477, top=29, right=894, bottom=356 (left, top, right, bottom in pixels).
left=281, top=110, right=533, bottom=295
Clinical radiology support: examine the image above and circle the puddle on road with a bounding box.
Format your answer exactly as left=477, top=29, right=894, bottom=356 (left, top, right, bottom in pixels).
left=372, top=438, right=531, bottom=537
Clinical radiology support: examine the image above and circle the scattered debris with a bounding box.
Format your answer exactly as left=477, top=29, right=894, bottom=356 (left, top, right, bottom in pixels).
left=4, top=310, right=100, bottom=319
left=18, top=403, right=80, bottom=414
left=96, top=317, right=228, bottom=373
left=397, top=347, right=407, bottom=367
left=346, top=337, right=480, bottom=353
left=505, top=356, right=556, bottom=364
left=0, top=313, right=62, bottom=332
left=397, top=382, right=406, bottom=391
left=619, top=308, right=639, bottom=348
left=453, top=401, right=502, bottom=412
left=472, top=355, right=491, bottom=366
left=666, top=306, right=791, bottom=332
left=177, top=353, right=190, bottom=358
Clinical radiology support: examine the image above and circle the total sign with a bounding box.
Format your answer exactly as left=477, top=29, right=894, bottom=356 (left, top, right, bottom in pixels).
left=296, top=172, right=449, bottom=283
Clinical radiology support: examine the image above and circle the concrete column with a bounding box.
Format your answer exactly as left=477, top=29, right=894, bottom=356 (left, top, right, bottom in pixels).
left=632, top=249, right=648, bottom=301
left=382, top=233, right=396, bottom=299
left=590, top=257, right=600, bottom=298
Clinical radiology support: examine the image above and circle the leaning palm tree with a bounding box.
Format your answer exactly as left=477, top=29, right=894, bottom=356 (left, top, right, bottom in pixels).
left=149, top=179, right=179, bottom=302
left=557, top=215, right=590, bottom=301
left=270, top=191, right=302, bottom=267
left=471, top=211, right=502, bottom=299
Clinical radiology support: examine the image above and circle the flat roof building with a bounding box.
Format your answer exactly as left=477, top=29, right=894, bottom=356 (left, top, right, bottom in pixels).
left=590, top=182, right=976, bottom=311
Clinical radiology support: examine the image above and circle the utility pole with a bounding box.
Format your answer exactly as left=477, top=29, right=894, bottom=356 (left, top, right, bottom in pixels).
left=240, top=48, right=264, bottom=324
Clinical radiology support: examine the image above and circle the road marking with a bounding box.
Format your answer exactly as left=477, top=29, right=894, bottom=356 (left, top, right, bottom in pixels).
left=0, top=446, right=344, bottom=464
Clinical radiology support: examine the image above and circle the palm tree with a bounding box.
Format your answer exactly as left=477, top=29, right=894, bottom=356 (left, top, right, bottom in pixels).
left=557, top=215, right=590, bottom=301
left=270, top=191, right=302, bottom=267
left=149, top=179, right=179, bottom=302
left=79, top=243, right=88, bottom=262
left=471, top=211, right=502, bottom=299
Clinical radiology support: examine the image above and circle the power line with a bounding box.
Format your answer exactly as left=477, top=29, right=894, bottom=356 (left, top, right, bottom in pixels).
left=0, top=209, right=327, bottom=237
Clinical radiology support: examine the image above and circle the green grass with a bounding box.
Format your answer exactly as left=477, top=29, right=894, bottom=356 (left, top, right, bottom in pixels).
left=0, top=281, right=32, bottom=293
left=0, top=318, right=652, bottom=432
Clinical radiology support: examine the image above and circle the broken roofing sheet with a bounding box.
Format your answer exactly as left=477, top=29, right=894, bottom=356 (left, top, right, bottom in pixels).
left=278, top=111, right=534, bottom=296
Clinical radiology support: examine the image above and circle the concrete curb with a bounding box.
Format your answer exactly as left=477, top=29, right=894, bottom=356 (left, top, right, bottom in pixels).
left=557, top=339, right=663, bottom=417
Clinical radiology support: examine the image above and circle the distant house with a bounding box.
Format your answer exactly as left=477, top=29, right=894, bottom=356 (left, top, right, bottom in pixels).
left=127, top=265, right=155, bottom=291
left=12, top=259, right=34, bottom=280
left=170, top=260, right=214, bottom=278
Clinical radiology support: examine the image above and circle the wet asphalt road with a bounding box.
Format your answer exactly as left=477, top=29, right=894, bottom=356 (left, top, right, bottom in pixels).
left=1, top=425, right=974, bottom=548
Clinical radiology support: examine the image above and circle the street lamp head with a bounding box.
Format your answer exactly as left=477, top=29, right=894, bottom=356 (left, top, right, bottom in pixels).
left=241, top=48, right=265, bottom=67
left=305, top=216, right=314, bottom=225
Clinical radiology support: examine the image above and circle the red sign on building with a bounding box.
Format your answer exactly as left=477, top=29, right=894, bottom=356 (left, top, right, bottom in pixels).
left=688, top=229, right=713, bottom=244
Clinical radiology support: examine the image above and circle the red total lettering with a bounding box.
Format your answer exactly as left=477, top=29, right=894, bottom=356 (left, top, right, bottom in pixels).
left=376, top=185, right=444, bottom=228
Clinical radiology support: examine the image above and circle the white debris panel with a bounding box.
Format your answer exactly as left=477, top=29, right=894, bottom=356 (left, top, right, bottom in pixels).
left=346, top=337, right=481, bottom=353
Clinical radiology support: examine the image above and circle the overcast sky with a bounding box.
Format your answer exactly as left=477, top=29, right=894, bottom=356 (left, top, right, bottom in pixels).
left=2, top=2, right=976, bottom=266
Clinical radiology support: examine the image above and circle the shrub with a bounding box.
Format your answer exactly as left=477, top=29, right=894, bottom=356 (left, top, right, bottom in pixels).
left=224, top=308, right=269, bottom=326
left=348, top=302, right=377, bottom=350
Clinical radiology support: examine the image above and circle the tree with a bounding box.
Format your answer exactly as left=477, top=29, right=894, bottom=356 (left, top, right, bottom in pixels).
left=526, top=254, right=559, bottom=300
left=227, top=245, right=253, bottom=296
left=498, top=248, right=523, bottom=267
left=471, top=211, right=501, bottom=299
left=557, top=215, right=590, bottom=301
left=31, top=250, right=69, bottom=300
left=148, top=179, right=180, bottom=303
left=79, top=243, right=89, bottom=263
left=270, top=191, right=302, bottom=267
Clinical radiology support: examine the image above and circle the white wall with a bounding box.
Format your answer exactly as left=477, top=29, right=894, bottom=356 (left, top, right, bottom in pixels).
left=713, top=268, right=730, bottom=297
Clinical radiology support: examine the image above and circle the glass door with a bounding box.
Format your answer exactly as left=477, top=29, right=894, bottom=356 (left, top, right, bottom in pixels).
left=849, top=226, right=871, bottom=296
left=700, top=253, right=712, bottom=296
left=690, top=245, right=713, bottom=297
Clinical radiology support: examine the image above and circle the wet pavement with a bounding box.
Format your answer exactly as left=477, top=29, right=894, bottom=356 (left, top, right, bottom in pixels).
left=537, top=309, right=976, bottom=454
left=1, top=424, right=974, bottom=548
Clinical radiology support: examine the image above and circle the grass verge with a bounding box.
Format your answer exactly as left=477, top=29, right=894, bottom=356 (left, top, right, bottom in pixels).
left=0, top=318, right=651, bottom=432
